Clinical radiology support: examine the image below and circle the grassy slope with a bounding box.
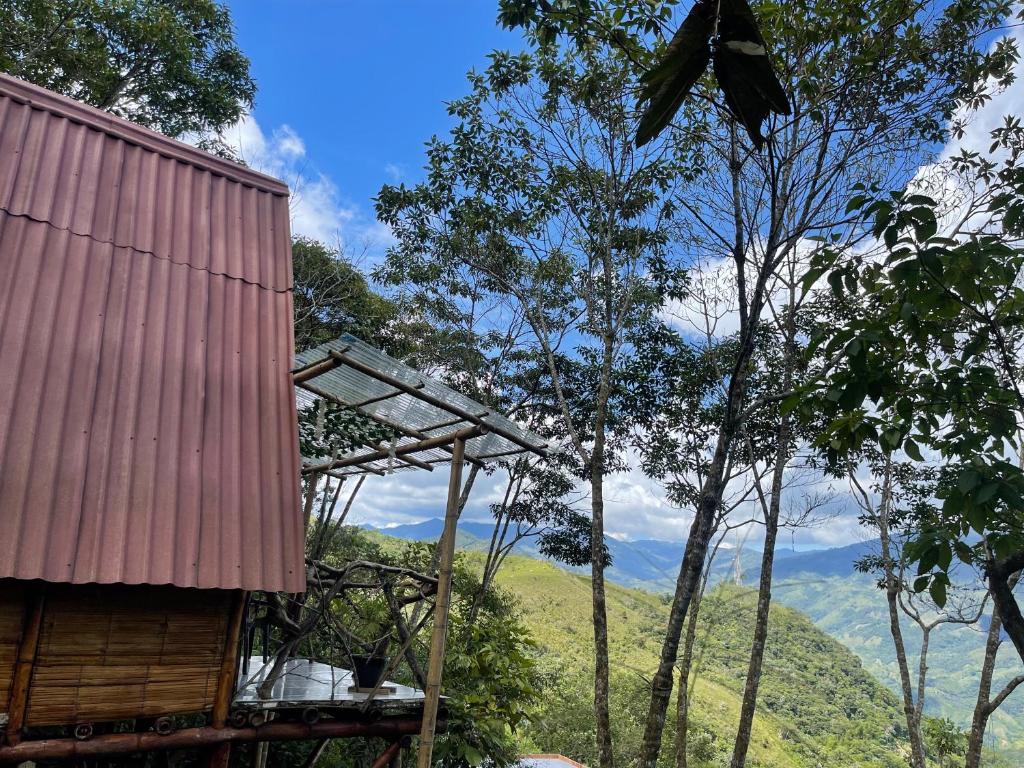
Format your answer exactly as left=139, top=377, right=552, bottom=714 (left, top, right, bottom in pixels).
left=495, top=555, right=908, bottom=768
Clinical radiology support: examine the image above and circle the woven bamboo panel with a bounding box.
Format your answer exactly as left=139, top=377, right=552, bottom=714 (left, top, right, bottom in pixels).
left=24, top=583, right=233, bottom=726
left=0, top=580, right=27, bottom=711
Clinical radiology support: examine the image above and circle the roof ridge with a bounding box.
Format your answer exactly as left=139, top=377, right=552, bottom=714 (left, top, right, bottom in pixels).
left=0, top=73, right=289, bottom=197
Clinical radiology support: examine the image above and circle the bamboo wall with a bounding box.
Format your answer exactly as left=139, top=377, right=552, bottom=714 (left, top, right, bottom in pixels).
left=0, top=580, right=237, bottom=727
left=0, top=581, right=25, bottom=711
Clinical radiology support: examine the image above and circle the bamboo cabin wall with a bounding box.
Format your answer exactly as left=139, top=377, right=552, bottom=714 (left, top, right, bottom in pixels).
left=0, top=580, right=239, bottom=727
left=0, top=581, right=25, bottom=711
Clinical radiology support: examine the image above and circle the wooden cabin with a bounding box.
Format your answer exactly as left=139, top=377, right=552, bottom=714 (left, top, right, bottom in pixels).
left=0, top=72, right=304, bottom=746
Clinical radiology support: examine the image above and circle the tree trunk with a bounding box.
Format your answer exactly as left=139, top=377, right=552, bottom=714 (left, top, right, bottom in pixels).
left=639, top=402, right=739, bottom=768
left=988, top=552, right=1024, bottom=664
left=640, top=338, right=764, bottom=768
left=877, top=463, right=928, bottom=768
left=674, top=587, right=704, bottom=768
left=590, top=318, right=615, bottom=768
left=966, top=606, right=1003, bottom=768
left=966, top=571, right=1023, bottom=768
left=729, top=421, right=788, bottom=768
left=639, top=119, right=778, bottom=768
left=729, top=301, right=797, bottom=768
left=591, top=459, right=614, bottom=768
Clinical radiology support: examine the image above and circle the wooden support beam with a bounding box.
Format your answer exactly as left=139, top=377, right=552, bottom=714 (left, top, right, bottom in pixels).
left=212, top=591, right=247, bottom=729
left=349, top=385, right=423, bottom=409
left=303, top=425, right=485, bottom=475
left=0, top=717, right=439, bottom=763
left=4, top=588, right=45, bottom=746
left=417, top=412, right=488, bottom=433
left=296, top=382, right=485, bottom=469
left=292, top=356, right=343, bottom=384
left=416, top=437, right=467, bottom=768
left=370, top=740, right=405, bottom=768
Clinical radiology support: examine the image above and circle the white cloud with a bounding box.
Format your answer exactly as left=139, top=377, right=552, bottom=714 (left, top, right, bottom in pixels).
left=384, top=162, right=405, bottom=182
left=215, top=114, right=393, bottom=250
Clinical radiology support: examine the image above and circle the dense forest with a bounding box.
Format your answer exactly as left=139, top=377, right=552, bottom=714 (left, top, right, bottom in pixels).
left=3, top=0, right=1024, bottom=766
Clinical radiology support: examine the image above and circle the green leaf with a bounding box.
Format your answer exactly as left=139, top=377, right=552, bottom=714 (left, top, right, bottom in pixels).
left=975, top=481, right=999, bottom=504
left=958, top=469, right=981, bottom=494
left=929, top=577, right=947, bottom=607
left=903, top=438, right=923, bottom=461
left=917, top=545, right=939, bottom=574
left=828, top=270, right=845, bottom=296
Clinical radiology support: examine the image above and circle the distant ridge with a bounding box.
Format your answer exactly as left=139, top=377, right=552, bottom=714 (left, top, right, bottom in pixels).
left=362, top=519, right=857, bottom=591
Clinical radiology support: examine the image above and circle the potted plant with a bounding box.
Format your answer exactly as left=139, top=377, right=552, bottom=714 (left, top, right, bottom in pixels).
left=349, top=598, right=393, bottom=689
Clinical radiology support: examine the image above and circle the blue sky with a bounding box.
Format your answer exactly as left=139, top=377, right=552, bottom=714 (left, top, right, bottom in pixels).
left=220, top=4, right=1024, bottom=547
left=224, top=1, right=522, bottom=248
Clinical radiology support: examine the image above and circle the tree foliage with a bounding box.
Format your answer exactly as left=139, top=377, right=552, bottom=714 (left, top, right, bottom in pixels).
left=0, top=0, right=255, bottom=139
left=801, top=122, right=1024, bottom=661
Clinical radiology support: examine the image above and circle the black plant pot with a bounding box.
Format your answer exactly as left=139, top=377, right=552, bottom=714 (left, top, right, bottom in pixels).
left=351, top=654, right=387, bottom=689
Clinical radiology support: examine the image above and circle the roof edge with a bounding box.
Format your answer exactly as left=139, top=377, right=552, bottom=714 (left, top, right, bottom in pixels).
left=0, top=73, right=290, bottom=197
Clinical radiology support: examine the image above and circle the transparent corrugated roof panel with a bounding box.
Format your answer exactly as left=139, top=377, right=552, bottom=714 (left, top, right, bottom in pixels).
left=294, top=335, right=545, bottom=469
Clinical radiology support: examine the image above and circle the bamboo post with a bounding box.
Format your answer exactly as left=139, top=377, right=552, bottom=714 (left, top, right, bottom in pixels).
left=5, top=588, right=45, bottom=746
left=206, top=590, right=247, bottom=768
left=213, top=591, right=247, bottom=728
left=416, top=437, right=466, bottom=768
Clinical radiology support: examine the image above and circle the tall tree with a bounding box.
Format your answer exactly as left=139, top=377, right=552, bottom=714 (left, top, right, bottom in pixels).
left=502, top=3, right=1016, bottom=765
left=0, top=0, right=255, bottom=139
left=292, top=237, right=405, bottom=353
left=804, top=122, right=1024, bottom=663
left=966, top=572, right=1024, bottom=768
left=376, top=46, right=686, bottom=768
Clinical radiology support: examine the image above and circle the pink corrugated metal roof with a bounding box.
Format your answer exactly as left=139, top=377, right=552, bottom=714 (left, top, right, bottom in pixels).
left=0, top=74, right=305, bottom=592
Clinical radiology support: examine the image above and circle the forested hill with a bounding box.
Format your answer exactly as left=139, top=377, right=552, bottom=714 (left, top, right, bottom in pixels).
left=367, top=522, right=1024, bottom=755
left=495, top=556, right=909, bottom=767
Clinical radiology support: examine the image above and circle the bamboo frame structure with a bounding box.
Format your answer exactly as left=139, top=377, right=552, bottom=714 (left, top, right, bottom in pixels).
left=277, top=337, right=548, bottom=768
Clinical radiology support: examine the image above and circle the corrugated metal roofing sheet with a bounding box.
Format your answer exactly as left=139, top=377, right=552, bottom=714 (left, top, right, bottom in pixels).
left=0, top=74, right=304, bottom=592
left=294, top=335, right=547, bottom=475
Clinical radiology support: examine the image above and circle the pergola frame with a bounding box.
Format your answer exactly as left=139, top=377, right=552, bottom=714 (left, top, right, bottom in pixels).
left=291, top=339, right=546, bottom=768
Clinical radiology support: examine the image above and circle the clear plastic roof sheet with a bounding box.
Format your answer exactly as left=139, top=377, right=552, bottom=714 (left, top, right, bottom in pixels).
left=293, top=335, right=546, bottom=477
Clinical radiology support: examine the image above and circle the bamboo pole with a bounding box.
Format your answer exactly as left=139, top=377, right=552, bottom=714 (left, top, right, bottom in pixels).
left=370, top=740, right=405, bottom=768
left=4, top=588, right=45, bottom=746
left=303, top=425, right=484, bottom=475
left=0, top=717, right=437, bottom=763
left=416, top=437, right=466, bottom=768
left=212, top=591, right=247, bottom=728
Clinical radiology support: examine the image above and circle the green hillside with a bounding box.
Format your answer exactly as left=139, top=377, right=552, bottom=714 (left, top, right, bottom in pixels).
left=494, top=556, right=910, bottom=768
left=773, top=573, right=1024, bottom=758
left=372, top=522, right=1024, bottom=760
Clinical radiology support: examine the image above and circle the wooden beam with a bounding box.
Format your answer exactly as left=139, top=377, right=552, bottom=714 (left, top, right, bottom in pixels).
left=297, top=382, right=485, bottom=469
left=370, top=740, right=404, bottom=768
left=292, top=356, right=343, bottom=384
left=417, top=412, right=489, bottom=433
left=0, top=717, right=440, bottom=763
left=4, top=588, right=45, bottom=746
left=349, top=384, right=423, bottom=409
left=302, top=425, right=485, bottom=475
left=416, top=437, right=466, bottom=768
